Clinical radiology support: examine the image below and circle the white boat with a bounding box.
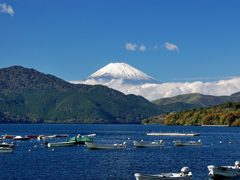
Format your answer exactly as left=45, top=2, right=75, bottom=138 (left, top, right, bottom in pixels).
left=44, top=141, right=75, bottom=147
left=0, top=142, right=15, bottom=148
left=173, top=140, right=202, bottom=146
left=0, top=147, right=13, bottom=153
left=13, top=136, right=29, bottom=141
left=37, top=135, right=56, bottom=141
left=85, top=142, right=127, bottom=150
left=208, top=161, right=240, bottom=178
left=133, top=140, right=165, bottom=148
left=0, top=136, right=6, bottom=141
left=134, top=167, right=193, bottom=180
left=77, top=134, right=96, bottom=139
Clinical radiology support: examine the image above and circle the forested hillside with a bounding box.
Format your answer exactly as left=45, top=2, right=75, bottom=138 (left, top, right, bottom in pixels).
left=143, top=101, right=240, bottom=126
left=0, top=66, right=163, bottom=124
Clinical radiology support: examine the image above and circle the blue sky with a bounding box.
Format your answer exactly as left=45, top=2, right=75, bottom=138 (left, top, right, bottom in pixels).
left=1, top=1, right=240, bottom=101
left=1, top=0, right=240, bottom=83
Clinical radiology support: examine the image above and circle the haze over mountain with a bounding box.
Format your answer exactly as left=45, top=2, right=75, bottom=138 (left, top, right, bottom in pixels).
left=71, top=63, right=240, bottom=101
left=84, top=62, right=160, bottom=85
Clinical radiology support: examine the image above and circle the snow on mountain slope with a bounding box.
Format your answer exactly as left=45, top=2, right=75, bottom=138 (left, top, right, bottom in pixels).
left=85, top=63, right=160, bottom=84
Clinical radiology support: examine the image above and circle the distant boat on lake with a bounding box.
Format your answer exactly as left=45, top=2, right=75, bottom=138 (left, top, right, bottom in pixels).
left=208, top=161, right=240, bottom=178
left=134, top=167, right=193, bottom=180
left=85, top=142, right=127, bottom=150
left=173, top=140, right=202, bottom=146
left=133, top=140, right=165, bottom=148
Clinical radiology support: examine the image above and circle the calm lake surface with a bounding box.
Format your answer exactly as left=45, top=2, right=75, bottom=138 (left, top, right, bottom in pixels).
left=1, top=124, right=240, bottom=180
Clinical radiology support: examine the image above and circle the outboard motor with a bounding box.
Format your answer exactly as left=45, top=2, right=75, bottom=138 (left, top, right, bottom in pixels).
left=123, top=142, right=127, bottom=145
left=198, top=139, right=202, bottom=143
left=181, top=167, right=191, bottom=174
left=235, top=161, right=240, bottom=167
left=44, top=142, right=48, bottom=147
left=160, top=140, right=163, bottom=143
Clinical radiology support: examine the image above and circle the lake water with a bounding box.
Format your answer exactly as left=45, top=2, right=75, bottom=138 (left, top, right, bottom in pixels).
left=1, top=124, right=240, bottom=180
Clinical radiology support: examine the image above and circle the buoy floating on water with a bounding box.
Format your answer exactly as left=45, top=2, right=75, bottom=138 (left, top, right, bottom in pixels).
left=220, top=141, right=222, bottom=143
left=29, top=149, right=31, bottom=151
left=52, top=149, right=54, bottom=151
left=229, top=142, right=232, bottom=144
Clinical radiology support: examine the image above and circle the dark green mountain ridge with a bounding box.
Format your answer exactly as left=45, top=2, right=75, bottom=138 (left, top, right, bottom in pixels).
left=0, top=66, right=163, bottom=124
left=152, top=92, right=240, bottom=112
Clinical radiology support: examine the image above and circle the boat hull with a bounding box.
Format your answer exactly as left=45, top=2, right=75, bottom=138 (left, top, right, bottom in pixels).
left=85, top=142, right=127, bottom=150
left=147, top=133, right=199, bottom=136
left=0, top=147, right=13, bottom=153
left=13, top=136, right=29, bottom=141
left=173, top=141, right=202, bottom=146
left=133, top=141, right=165, bottom=148
left=134, top=173, right=192, bottom=180
left=208, top=165, right=240, bottom=177
left=46, top=141, right=75, bottom=147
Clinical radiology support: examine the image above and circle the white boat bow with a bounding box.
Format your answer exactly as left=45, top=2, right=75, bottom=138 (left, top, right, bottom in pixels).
left=208, top=161, right=240, bottom=177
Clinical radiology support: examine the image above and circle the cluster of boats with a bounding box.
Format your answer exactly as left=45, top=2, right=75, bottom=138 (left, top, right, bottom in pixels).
left=2, top=133, right=239, bottom=179
left=134, top=161, right=240, bottom=180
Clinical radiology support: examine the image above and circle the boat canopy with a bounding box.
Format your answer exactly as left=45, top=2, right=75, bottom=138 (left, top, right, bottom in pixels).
left=66, top=136, right=93, bottom=144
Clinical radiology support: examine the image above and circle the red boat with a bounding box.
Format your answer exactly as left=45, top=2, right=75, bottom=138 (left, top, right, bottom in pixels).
left=25, top=135, right=38, bottom=138
left=55, top=134, right=68, bottom=137
left=2, top=135, right=16, bottom=139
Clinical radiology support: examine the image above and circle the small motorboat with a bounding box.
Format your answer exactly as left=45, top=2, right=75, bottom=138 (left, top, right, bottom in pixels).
left=133, top=140, right=165, bottom=148
left=134, top=167, right=193, bottom=180
left=77, top=134, right=96, bottom=139
left=0, top=142, right=15, bottom=148
left=25, top=135, right=38, bottom=138
left=44, top=141, right=75, bottom=147
left=173, top=140, right=202, bottom=146
left=0, top=147, right=13, bottom=153
left=0, top=137, right=5, bottom=141
left=37, top=135, right=56, bottom=141
left=85, top=142, right=127, bottom=150
left=66, top=134, right=94, bottom=145
left=13, top=136, right=29, bottom=141
left=208, top=161, right=240, bottom=178
left=54, top=134, right=69, bottom=137
left=2, top=135, right=16, bottom=139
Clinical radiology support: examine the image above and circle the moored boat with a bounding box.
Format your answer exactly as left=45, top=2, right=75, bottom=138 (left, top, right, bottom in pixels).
left=13, top=136, right=29, bottom=141
left=44, top=141, right=75, bottom=147
left=0, top=142, right=15, bottom=148
left=0, top=147, right=13, bottom=153
left=25, top=135, right=38, bottom=138
left=0, top=136, right=6, bottom=141
left=173, top=140, right=202, bottom=146
left=55, top=134, right=69, bottom=137
left=85, top=142, right=127, bottom=150
left=134, top=167, right=193, bottom=180
left=66, top=134, right=94, bottom=144
left=208, top=161, right=240, bottom=178
left=2, top=135, right=16, bottom=139
left=147, top=133, right=199, bottom=136
left=133, top=140, right=165, bottom=148
left=37, top=135, right=56, bottom=141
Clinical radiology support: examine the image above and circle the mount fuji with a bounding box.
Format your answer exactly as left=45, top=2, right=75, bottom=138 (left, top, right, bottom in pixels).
left=84, top=62, right=160, bottom=85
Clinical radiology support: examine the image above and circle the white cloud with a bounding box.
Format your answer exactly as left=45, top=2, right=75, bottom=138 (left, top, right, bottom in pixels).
left=125, top=43, right=137, bottom=51
left=139, top=44, right=146, bottom=51
left=163, top=42, right=179, bottom=51
left=70, top=77, right=240, bottom=101
left=154, top=45, right=158, bottom=50
left=0, top=3, right=14, bottom=16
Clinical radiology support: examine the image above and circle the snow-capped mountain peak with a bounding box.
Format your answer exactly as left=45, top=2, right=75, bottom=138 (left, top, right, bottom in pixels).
left=86, top=62, right=160, bottom=84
